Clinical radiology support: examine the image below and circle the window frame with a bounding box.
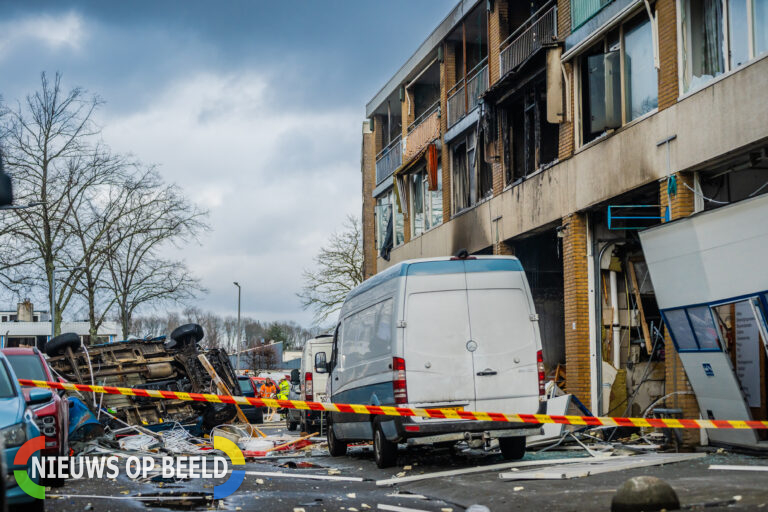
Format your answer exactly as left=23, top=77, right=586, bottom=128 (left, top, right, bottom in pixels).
left=662, top=305, right=723, bottom=353
left=575, top=11, right=659, bottom=148
left=408, top=165, right=443, bottom=238
left=676, top=0, right=767, bottom=97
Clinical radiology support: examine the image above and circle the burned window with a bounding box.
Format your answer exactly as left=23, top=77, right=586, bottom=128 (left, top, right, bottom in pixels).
left=451, top=131, right=491, bottom=214
left=503, top=77, right=559, bottom=185
left=410, top=167, right=443, bottom=237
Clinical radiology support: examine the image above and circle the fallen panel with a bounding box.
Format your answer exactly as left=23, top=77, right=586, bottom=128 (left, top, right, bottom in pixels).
left=499, top=453, right=705, bottom=480
left=709, top=464, right=768, bottom=472
left=376, top=455, right=619, bottom=486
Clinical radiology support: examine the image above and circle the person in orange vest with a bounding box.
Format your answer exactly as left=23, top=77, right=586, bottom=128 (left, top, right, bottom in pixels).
left=260, top=378, right=277, bottom=398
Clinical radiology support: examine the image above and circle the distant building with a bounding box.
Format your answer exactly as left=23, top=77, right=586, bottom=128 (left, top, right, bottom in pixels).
left=0, top=300, right=119, bottom=349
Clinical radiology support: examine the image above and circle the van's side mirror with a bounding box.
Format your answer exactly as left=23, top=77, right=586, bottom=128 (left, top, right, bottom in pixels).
left=314, top=352, right=328, bottom=374
left=290, top=368, right=300, bottom=384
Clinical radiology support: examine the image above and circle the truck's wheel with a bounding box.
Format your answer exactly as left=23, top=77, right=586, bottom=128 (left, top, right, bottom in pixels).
left=499, top=436, right=526, bottom=460
left=286, top=417, right=298, bottom=431
left=327, top=424, right=347, bottom=457
left=374, top=425, right=397, bottom=468
left=45, top=332, right=81, bottom=357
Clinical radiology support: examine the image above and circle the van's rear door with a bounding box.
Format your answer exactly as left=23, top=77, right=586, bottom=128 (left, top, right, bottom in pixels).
left=466, top=264, right=540, bottom=415
left=404, top=266, right=475, bottom=410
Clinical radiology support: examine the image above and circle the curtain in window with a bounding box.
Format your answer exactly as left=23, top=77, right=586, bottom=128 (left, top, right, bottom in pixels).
left=702, top=0, right=724, bottom=76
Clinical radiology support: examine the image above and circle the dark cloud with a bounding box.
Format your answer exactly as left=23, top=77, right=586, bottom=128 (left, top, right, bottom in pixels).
left=0, top=0, right=456, bottom=325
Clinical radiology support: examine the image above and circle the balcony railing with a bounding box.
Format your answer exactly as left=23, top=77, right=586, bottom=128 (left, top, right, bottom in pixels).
left=446, top=59, right=489, bottom=129
left=447, top=82, right=465, bottom=128
left=375, top=135, right=402, bottom=185
left=404, top=102, right=440, bottom=161
left=500, top=3, right=557, bottom=78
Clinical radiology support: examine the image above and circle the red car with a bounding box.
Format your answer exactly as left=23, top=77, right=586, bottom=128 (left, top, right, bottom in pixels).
left=2, top=347, right=69, bottom=456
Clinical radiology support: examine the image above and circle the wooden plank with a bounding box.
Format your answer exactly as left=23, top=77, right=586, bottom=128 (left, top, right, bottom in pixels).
left=197, top=354, right=265, bottom=438
left=629, top=261, right=653, bottom=353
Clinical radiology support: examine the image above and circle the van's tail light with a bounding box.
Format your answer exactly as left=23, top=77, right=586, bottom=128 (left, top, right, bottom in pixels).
left=537, top=350, right=546, bottom=399
left=305, top=372, right=313, bottom=401
left=393, top=357, right=408, bottom=405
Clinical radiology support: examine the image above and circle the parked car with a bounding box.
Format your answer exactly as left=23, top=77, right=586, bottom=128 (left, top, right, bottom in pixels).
left=0, top=351, right=49, bottom=511
left=2, top=347, right=69, bottom=458
left=237, top=375, right=264, bottom=424
left=286, top=335, right=333, bottom=432
left=324, top=255, right=545, bottom=468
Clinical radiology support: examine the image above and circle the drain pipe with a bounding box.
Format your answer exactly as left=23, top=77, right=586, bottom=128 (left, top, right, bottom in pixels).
left=593, top=238, right=626, bottom=416
left=610, top=270, right=621, bottom=368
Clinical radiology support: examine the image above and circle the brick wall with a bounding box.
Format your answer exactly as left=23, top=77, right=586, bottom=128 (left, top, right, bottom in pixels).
left=441, top=42, right=457, bottom=220
left=362, top=121, right=378, bottom=280
left=494, top=239, right=515, bottom=255
left=659, top=171, right=700, bottom=445
left=562, top=213, right=591, bottom=410
left=557, top=0, right=572, bottom=39
left=657, top=0, right=679, bottom=111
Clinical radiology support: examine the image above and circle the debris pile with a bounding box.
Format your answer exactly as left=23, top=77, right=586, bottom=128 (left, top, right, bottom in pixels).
left=48, top=324, right=241, bottom=430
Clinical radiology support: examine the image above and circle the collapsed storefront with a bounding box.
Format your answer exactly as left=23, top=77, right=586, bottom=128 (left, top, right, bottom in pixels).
left=641, top=194, right=768, bottom=450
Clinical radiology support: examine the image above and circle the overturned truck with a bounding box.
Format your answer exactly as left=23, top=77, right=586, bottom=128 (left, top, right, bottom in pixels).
left=47, top=324, right=240, bottom=429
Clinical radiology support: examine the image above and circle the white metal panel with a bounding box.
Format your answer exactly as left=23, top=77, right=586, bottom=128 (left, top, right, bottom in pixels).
left=639, top=194, right=768, bottom=309
left=681, top=352, right=759, bottom=448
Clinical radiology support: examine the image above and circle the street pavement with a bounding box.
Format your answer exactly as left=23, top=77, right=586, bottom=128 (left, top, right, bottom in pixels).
left=36, top=423, right=768, bottom=512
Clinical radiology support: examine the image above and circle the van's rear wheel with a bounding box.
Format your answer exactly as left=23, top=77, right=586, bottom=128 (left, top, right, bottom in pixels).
left=374, top=425, right=398, bottom=468
left=499, top=436, right=526, bottom=460
left=327, top=424, right=347, bottom=457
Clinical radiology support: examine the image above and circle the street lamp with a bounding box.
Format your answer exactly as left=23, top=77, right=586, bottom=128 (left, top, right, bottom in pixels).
left=233, top=282, right=241, bottom=372
left=50, top=266, right=86, bottom=339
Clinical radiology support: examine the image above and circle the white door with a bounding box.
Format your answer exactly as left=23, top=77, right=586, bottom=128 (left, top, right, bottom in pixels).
left=467, top=287, right=539, bottom=414
left=404, top=288, right=475, bottom=408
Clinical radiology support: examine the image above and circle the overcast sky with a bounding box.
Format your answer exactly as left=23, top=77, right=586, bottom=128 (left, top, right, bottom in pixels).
left=0, top=0, right=456, bottom=326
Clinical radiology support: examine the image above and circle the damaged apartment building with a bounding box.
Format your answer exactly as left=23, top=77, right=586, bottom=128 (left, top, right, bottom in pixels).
left=361, top=0, right=768, bottom=447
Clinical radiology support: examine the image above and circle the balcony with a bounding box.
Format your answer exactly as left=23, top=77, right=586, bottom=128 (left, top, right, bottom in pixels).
left=500, top=4, right=557, bottom=78
left=376, top=135, right=402, bottom=185
left=404, top=102, right=440, bottom=161
left=447, top=59, right=488, bottom=129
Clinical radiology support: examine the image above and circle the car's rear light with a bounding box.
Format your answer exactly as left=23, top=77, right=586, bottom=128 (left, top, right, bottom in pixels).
left=404, top=425, right=420, bottom=432
left=393, top=357, right=408, bottom=405
left=305, top=372, right=313, bottom=401
left=537, top=350, right=546, bottom=399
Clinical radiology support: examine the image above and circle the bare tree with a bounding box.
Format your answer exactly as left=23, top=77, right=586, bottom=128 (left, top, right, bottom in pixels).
left=298, top=215, right=364, bottom=324
left=106, top=176, right=208, bottom=339
left=0, top=72, right=103, bottom=332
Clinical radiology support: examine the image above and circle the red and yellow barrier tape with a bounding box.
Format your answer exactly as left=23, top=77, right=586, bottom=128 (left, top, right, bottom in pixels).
left=19, top=379, right=768, bottom=430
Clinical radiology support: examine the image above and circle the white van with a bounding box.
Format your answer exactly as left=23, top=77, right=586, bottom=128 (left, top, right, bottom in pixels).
left=322, top=255, right=545, bottom=468
left=286, top=335, right=333, bottom=432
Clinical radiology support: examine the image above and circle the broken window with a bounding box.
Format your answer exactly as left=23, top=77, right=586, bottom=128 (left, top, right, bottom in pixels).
left=374, top=190, right=404, bottom=251
left=503, top=77, right=559, bottom=185
left=579, top=16, right=658, bottom=145
left=409, top=166, right=443, bottom=237
left=680, top=0, right=725, bottom=92
left=452, top=140, right=472, bottom=213
left=680, top=0, right=768, bottom=93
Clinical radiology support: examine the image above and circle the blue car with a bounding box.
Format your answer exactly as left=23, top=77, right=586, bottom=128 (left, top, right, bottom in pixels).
left=0, top=352, right=50, bottom=511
